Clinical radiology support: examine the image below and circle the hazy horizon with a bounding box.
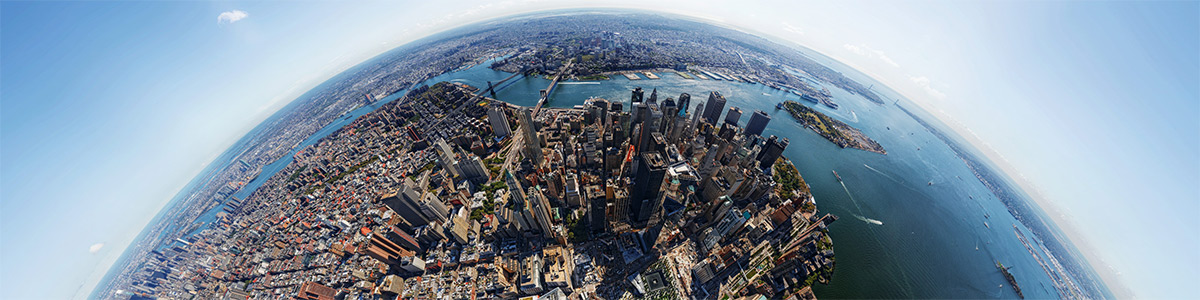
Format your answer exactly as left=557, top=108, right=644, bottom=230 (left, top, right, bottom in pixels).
left=2, top=2, right=1195, bottom=299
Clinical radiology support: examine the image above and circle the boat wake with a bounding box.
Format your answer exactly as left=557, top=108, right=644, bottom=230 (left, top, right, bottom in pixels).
left=841, top=181, right=883, bottom=226
left=855, top=214, right=884, bottom=225
left=863, top=164, right=903, bottom=184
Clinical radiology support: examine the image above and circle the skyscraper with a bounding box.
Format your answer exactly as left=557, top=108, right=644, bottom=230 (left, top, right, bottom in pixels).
left=382, top=179, right=432, bottom=227
left=519, top=108, right=543, bottom=165
left=631, top=87, right=644, bottom=103
left=677, top=93, right=691, bottom=116
left=745, top=110, right=771, bottom=137
left=702, top=91, right=727, bottom=124
left=488, top=104, right=512, bottom=136
left=757, top=135, right=789, bottom=169
left=724, top=106, right=743, bottom=126
left=630, top=152, right=668, bottom=223
left=648, top=88, right=658, bottom=104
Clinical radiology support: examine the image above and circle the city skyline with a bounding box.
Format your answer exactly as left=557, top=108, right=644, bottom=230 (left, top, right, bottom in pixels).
left=1, top=1, right=1196, bottom=299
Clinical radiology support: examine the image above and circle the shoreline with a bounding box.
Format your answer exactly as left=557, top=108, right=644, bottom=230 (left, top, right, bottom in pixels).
left=781, top=101, right=886, bottom=155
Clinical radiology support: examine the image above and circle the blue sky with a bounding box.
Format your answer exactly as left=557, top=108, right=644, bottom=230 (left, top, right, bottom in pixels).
left=0, top=1, right=1195, bottom=299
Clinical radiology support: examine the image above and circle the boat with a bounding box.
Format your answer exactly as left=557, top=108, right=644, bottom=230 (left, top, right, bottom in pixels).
left=984, top=221, right=990, bottom=229
left=776, top=102, right=785, bottom=110
left=832, top=170, right=842, bottom=182
left=927, top=181, right=933, bottom=186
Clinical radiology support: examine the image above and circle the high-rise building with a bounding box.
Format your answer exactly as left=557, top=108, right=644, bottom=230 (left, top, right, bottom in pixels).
left=631, top=87, right=644, bottom=103
left=519, top=108, right=543, bottom=165
left=691, top=102, right=705, bottom=131
left=661, top=97, right=677, bottom=134
left=745, top=110, right=771, bottom=137
left=420, top=192, right=449, bottom=224
left=381, top=180, right=431, bottom=227
left=630, top=152, right=668, bottom=223
left=434, top=139, right=461, bottom=178
left=757, top=135, right=789, bottom=169
left=528, top=187, right=561, bottom=242
left=677, top=93, right=691, bottom=116
left=488, top=104, right=512, bottom=136
left=724, top=106, right=742, bottom=126
left=364, top=233, right=411, bottom=265
left=457, top=154, right=491, bottom=183
left=648, top=88, right=658, bottom=104
left=447, top=210, right=470, bottom=244
left=702, top=91, right=727, bottom=124
left=385, top=226, right=422, bottom=252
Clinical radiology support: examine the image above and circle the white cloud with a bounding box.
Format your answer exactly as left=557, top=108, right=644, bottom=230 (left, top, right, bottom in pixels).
left=781, top=22, right=804, bottom=35
left=843, top=44, right=899, bottom=68
left=217, top=10, right=249, bottom=24
left=89, top=243, right=105, bottom=254
left=910, top=76, right=947, bottom=99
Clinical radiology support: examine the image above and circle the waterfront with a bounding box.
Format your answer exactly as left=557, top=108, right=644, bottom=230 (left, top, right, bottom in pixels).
left=168, top=56, right=1066, bottom=298
left=446, top=63, right=1063, bottom=298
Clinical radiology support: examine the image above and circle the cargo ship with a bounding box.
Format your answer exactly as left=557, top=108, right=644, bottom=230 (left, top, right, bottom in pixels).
left=832, top=170, right=842, bottom=182
left=997, top=262, right=1024, bottom=298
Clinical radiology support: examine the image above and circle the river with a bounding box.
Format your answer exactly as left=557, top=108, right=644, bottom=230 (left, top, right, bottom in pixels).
left=192, top=57, right=1059, bottom=298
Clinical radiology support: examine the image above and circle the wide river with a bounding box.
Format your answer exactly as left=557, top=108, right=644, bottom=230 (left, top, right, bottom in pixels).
left=198, top=56, right=1060, bottom=298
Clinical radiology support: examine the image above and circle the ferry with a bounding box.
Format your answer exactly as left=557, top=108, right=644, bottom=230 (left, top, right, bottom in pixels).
left=832, top=170, right=842, bottom=182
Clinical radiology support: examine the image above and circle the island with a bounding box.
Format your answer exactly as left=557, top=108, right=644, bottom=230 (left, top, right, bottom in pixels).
left=99, top=79, right=839, bottom=300
left=781, top=100, right=886, bottom=154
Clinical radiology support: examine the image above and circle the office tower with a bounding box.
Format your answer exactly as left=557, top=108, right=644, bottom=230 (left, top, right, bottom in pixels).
left=745, top=110, right=771, bottom=137
left=724, top=106, right=742, bottom=126
left=447, top=211, right=470, bottom=244
left=718, top=122, right=738, bottom=141
left=457, top=154, right=491, bottom=183
left=488, top=104, right=512, bottom=136
left=757, top=135, right=789, bottom=169
left=528, top=187, right=559, bottom=242
left=564, top=173, right=581, bottom=207
left=648, top=88, right=658, bottom=104
left=434, top=139, right=461, bottom=178
left=630, top=152, right=668, bottom=223
left=677, top=93, right=691, bottom=116
left=364, top=233, right=410, bottom=265
left=702, top=91, right=727, bottom=124
left=505, top=171, right=527, bottom=205
left=647, top=102, right=663, bottom=132
left=589, top=98, right=610, bottom=125
left=691, top=102, right=705, bottom=131
left=661, top=97, right=677, bottom=134
left=420, top=192, right=449, bottom=224
left=632, top=102, right=647, bottom=125
left=385, top=226, right=422, bottom=252
left=381, top=179, right=431, bottom=227
left=519, top=108, right=543, bottom=165
left=631, top=87, right=644, bottom=103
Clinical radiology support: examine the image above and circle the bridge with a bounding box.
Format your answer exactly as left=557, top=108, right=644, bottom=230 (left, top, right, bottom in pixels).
left=532, top=59, right=573, bottom=116
left=483, top=66, right=527, bottom=99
